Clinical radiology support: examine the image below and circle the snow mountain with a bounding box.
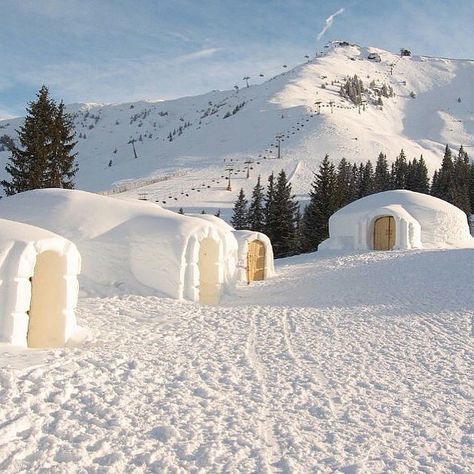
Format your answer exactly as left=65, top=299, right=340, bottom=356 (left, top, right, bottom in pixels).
left=1, top=41, right=473, bottom=217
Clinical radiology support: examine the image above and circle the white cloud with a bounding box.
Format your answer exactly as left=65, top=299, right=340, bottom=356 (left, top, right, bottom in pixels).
left=317, top=7, right=345, bottom=41
left=175, top=48, right=223, bottom=64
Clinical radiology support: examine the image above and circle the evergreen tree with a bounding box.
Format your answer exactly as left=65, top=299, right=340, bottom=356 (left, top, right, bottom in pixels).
left=452, top=146, right=471, bottom=215
left=1, top=86, right=78, bottom=195
left=247, top=175, right=265, bottom=232
left=359, top=161, right=375, bottom=197
left=431, top=144, right=455, bottom=201
left=334, top=158, right=356, bottom=207
left=230, top=188, right=248, bottom=229
left=406, top=156, right=430, bottom=193
left=264, top=172, right=277, bottom=241
left=47, top=101, right=78, bottom=188
left=390, top=149, right=408, bottom=189
left=271, top=170, right=299, bottom=257
left=374, top=152, right=390, bottom=192
left=300, top=155, right=337, bottom=252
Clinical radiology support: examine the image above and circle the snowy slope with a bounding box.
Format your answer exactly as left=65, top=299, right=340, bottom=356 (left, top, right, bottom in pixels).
left=0, top=248, right=472, bottom=472
left=1, top=41, right=473, bottom=217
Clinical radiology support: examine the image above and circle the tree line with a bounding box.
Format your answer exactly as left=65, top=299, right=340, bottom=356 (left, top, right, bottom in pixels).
left=232, top=145, right=473, bottom=257
left=1, top=85, right=78, bottom=195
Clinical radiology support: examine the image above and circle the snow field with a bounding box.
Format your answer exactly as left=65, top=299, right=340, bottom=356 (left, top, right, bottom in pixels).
left=0, top=248, right=472, bottom=472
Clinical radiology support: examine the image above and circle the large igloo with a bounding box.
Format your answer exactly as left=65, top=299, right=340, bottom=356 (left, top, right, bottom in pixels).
left=319, top=190, right=474, bottom=251
left=0, top=219, right=81, bottom=347
left=0, top=189, right=238, bottom=303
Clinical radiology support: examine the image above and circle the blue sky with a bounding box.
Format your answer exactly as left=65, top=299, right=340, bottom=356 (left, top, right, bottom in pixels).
left=1, top=0, right=473, bottom=118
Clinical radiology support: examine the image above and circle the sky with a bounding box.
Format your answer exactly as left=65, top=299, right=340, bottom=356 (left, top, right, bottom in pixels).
left=1, top=0, right=473, bottom=118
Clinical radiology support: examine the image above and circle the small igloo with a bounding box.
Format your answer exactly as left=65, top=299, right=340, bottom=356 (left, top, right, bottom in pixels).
left=0, top=219, right=81, bottom=347
left=187, top=215, right=275, bottom=283
left=233, top=230, right=274, bottom=283
left=0, top=189, right=238, bottom=304
left=319, top=190, right=474, bottom=251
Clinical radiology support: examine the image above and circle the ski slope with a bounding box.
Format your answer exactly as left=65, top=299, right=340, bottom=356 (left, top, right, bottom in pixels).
left=1, top=41, right=473, bottom=217
left=0, top=248, right=472, bottom=472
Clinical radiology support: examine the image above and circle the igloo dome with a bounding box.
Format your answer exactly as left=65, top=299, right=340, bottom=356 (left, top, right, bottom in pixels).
left=319, top=190, right=474, bottom=251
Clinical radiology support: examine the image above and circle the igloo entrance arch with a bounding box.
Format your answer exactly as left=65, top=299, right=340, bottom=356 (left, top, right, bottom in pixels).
left=198, top=237, right=220, bottom=304
left=0, top=219, right=81, bottom=348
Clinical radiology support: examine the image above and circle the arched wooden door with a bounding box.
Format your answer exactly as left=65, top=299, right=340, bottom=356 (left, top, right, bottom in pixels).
left=247, top=240, right=265, bottom=282
left=373, top=216, right=396, bottom=250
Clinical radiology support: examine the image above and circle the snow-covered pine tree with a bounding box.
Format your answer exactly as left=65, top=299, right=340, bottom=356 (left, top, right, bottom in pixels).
left=1, top=86, right=78, bottom=195
left=247, top=175, right=265, bottom=232
left=230, top=188, right=248, bottom=229
left=300, top=155, right=337, bottom=252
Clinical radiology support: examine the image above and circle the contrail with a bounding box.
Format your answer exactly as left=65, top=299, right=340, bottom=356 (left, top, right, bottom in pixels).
left=317, top=7, right=345, bottom=41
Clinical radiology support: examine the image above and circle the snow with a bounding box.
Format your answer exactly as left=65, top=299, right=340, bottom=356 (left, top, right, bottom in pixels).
left=320, top=190, right=474, bottom=251
left=0, top=189, right=239, bottom=301
left=0, top=218, right=80, bottom=347
left=0, top=248, right=472, bottom=471
left=1, top=42, right=473, bottom=219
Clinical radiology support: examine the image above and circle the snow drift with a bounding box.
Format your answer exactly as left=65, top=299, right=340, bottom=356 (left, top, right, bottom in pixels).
left=319, top=190, right=474, bottom=251
left=0, top=189, right=239, bottom=302
left=0, top=218, right=80, bottom=347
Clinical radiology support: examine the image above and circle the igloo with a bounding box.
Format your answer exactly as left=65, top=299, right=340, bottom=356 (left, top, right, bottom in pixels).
left=319, top=190, right=474, bottom=251
left=0, top=189, right=238, bottom=304
left=187, top=214, right=275, bottom=283
left=0, top=219, right=81, bottom=347
left=233, top=230, right=274, bottom=283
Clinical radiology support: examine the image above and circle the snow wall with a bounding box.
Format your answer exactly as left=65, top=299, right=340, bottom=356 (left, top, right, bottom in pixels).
left=319, top=190, right=474, bottom=251
left=0, top=218, right=81, bottom=347
left=0, top=189, right=239, bottom=302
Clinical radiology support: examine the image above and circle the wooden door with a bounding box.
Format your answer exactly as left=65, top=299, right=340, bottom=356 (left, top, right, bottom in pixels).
left=247, top=240, right=265, bottom=282
left=374, top=216, right=395, bottom=250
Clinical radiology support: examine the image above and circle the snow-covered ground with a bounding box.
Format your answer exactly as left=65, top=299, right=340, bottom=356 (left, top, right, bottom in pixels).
left=1, top=248, right=472, bottom=472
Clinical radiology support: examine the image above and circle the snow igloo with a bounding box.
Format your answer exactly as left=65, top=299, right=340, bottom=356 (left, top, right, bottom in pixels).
left=233, top=230, right=274, bottom=283
left=319, top=190, right=474, bottom=251
left=189, top=214, right=275, bottom=283
left=0, top=219, right=81, bottom=347
left=0, top=189, right=238, bottom=304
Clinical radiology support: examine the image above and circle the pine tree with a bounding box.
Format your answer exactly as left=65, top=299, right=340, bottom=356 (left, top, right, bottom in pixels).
left=359, top=161, right=375, bottom=197
left=431, top=144, right=455, bottom=201
left=230, top=188, right=248, bottom=229
left=390, top=149, right=408, bottom=189
left=334, top=158, right=356, bottom=207
left=1, top=86, right=78, bottom=195
left=264, top=172, right=277, bottom=241
left=47, top=101, right=78, bottom=188
left=300, top=155, right=337, bottom=252
left=271, top=170, right=299, bottom=257
left=374, top=152, right=390, bottom=192
left=247, top=175, right=265, bottom=232
left=452, top=146, right=471, bottom=215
